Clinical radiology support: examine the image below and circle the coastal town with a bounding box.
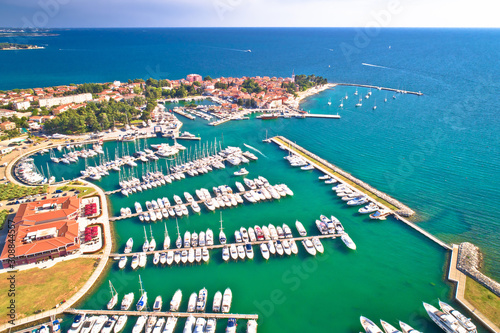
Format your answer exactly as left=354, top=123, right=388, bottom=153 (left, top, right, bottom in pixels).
left=0, top=73, right=498, bottom=333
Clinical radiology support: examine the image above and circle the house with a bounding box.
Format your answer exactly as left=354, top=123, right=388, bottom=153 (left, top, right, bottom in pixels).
left=0, top=121, right=16, bottom=131
left=0, top=196, right=82, bottom=268
left=186, top=74, right=203, bottom=83
left=14, top=100, right=31, bottom=110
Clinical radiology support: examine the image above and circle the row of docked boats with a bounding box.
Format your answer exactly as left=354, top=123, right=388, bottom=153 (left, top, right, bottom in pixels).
left=332, top=183, right=391, bottom=220
left=315, top=215, right=356, bottom=250
left=49, top=143, right=104, bottom=164
left=68, top=314, right=128, bottom=333
left=360, top=300, right=477, bottom=333
left=14, top=158, right=54, bottom=185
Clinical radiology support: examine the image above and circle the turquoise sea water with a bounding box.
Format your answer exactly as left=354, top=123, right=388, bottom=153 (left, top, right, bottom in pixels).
left=5, top=28, right=499, bottom=332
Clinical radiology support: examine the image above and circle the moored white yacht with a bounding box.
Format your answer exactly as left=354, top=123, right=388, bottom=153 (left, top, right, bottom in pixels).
left=423, top=302, right=467, bottom=333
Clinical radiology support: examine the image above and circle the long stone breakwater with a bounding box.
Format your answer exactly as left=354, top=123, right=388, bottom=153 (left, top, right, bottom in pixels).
left=457, top=242, right=500, bottom=297
left=274, top=136, right=415, bottom=217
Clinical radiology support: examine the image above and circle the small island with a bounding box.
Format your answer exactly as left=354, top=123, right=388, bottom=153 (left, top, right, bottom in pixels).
left=0, top=43, right=44, bottom=51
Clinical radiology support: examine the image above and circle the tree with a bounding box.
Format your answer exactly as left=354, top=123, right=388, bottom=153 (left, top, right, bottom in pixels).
left=203, top=76, right=212, bottom=81
left=31, top=109, right=39, bottom=116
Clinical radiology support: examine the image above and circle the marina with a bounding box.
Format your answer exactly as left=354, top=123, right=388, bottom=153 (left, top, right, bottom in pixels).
left=65, top=309, right=258, bottom=320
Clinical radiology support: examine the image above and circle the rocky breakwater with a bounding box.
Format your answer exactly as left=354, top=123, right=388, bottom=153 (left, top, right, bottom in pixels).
left=457, top=242, right=500, bottom=297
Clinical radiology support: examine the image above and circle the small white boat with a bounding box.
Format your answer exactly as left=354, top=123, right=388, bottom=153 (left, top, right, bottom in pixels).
left=268, top=240, right=276, bottom=255
left=221, top=288, right=232, bottom=313
left=234, top=168, right=249, bottom=176
left=312, top=237, right=324, bottom=254
left=360, top=316, right=383, bottom=333
left=237, top=244, right=246, bottom=260
left=229, top=244, right=238, bottom=260
left=295, top=220, right=307, bottom=236
left=213, top=291, right=222, bottom=312
left=113, top=315, right=127, bottom=332
left=341, top=233, right=357, bottom=250
left=398, top=321, right=422, bottom=333
left=302, top=239, right=316, bottom=256
left=187, top=293, right=197, bottom=312
left=245, top=243, right=254, bottom=259
left=260, top=243, right=270, bottom=260
left=222, top=246, right=230, bottom=261
left=153, top=295, right=163, bottom=312
left=380, top=320, right=402, bottom=333
left=169, top=289, right=182, bottom=312
left=202, top=247, right=210, bottom=262
left=247, top=320, right=258, bottom=333
left=132, top=316, right=147, bottom=333
left=118, top=256, right=127, bottom=269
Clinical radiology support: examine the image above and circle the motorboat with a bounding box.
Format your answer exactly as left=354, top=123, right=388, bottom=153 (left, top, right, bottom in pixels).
left=341, top=233, right=357, bottom=250
left=222, top=246, right=230, bottom=261
left=295, top=220, right=307, bottom=236
left=194, top=318, right=206, bottom=333
left=113, top=315, right=127, bottom=332
left=188, top=248, right=195, bottom=263
left=316, top=220, right=329, bottom=235
left=282, top=240, right=292, bottom=255
left=184, top=315, right=196, bottom=333
left=439, top=300, right=477, bottom=332
left=275, top=240, right=284, bottom=256
left=312, top=237, right=324, bottom=253
left=399, top=321, right=422, bottom=333
left=302, top=239, right=316, bottom=256
left=260, top=243, right=270, bottom=260
left=160, top=252, right=167, bottom=265
left=79, top=316, right=97, bottom=333
left=290, top=240, right=299, bottom=254
left=91, top=315, right=108, bottom=333
left=138, top=252, right=147, bottom=267
left=230, top=244, right=238, bottom=260
left=153, top=252, right=160, bottom=265
left=423, top=302, right=467, bottom=333
left=359, top=202, right=379, bottom=214
left=68, top=314, right=86, bottom=333
left=152, top=317, right=165, bottom=333
left=247, top=320, right=258, bottom=333
left=163, top=317, right=178, bottom=333
left=245, top=243, right=254, bottom=259
left=360, top=316, right=384, bottom=333
left=196, top=288, right=208, bottom=312
left=120, top=293, right=134, bottom=310
left=282, top=223, right=293, bottom=238
left=226, top=318, right=237, bottom=333
left=268, top=240, right=276, bottom=255
left=221, top=288, right=232, bottom=313
left=152, top=295, right=162, bottom=312
left=170, top=289, right=182, bottom=311
left=118, top=256, right=127, bottom=269
left=131, top=254, right=139, bottom=269
left=237, top=244, right=246, bottom=259
left=132, top=316, right=147, bottom=333
left=213, top=291, right=223, bottom=312
left=187, top=293, right=197, bottom=312
left=370, top=210, right=392, bottom=220
left=205, top=318, right=216, bottom=333
left=234, top=168, right=249, bottom=176
left=380, top=320, right=402, bottom=333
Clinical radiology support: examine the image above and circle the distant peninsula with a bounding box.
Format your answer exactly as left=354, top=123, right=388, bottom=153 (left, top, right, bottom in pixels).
left=0, top=43, right=44, bottom=50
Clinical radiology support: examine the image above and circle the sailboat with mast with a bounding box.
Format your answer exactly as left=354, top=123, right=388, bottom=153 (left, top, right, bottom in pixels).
left=163, top=222, right=170, bottom=250
left=136, top=275, right=148, bottom=311
left=219, top=212, right=226, bottom=245
left=175, top=219, right=182, bottom=249
left=142, top=226, right=149, bottom=252
left=148, top=226, right=156, bottom=252
left=107, top=280, right=118, bottom=310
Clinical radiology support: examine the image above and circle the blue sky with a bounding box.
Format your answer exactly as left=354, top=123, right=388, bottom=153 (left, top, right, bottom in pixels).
left=0, top=0, right=498, bottom=28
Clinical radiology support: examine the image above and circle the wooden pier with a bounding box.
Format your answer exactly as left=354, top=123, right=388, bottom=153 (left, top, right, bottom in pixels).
left=172, top=108, right=196, bottom=120
left=65, top=308, right=258, bottom=320
left=302, top=114, right=341, bottom=119
left=111, top=233, right=343, bottom=257
left=334, top=83, right=423, bottom=96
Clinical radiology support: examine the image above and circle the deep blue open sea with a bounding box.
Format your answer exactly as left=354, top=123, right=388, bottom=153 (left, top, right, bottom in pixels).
left=1, top=28, right=499, bottom=332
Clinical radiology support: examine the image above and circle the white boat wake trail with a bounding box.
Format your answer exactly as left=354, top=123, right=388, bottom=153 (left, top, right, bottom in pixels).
left=243, top=144, right=267, bottom=158
left=362, top=63, right=391, bottom=69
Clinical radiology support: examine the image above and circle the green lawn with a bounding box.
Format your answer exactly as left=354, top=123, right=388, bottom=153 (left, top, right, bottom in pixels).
left=0, top=258, right=97, bottom=324
left=464, top=277, right=500, bottom=327
left=0, top=183, right=48, bottom=201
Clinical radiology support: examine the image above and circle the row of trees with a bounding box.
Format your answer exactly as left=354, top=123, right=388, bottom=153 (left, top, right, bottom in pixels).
left=63, top=83, right=108, bottom=96
left=293, top=74, right=328, bottom=91
left=43, top=98, right=146, bottom=134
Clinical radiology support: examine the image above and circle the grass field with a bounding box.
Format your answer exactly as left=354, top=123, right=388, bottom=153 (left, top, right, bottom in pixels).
left=0, top=183, right=48, bottom=201
left=464, top=277, right=500, bottom=327
left=0, top=258, right=97, bottom=324
left=0, top=209, right=9, bottom=229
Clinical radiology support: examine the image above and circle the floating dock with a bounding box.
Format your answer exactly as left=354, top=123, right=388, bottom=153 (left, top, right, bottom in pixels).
left=65, top=309, right=258, bottom=320
left=111, top=233, right=344, bottom=257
